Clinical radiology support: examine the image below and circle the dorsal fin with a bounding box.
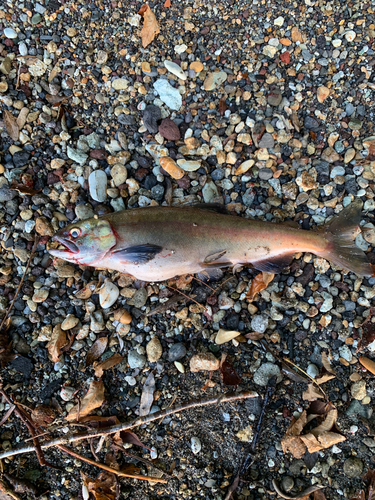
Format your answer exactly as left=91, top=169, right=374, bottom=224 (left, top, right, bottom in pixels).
left=193, top=203, right=229, bottom=214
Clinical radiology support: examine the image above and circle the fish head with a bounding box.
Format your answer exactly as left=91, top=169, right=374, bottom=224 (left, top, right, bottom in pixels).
left=49, top=218, right=117, bottom=266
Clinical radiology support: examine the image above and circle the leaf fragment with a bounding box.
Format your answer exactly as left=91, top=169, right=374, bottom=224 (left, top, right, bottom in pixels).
left=94, top=353, right=123, bottom=378
left=66, top=380, right=105, bottom=422
left=220, top=354, right=242, bottom=386
left=139, top=4, right=160, bottom=48
left=47, top=325, right=67, bottom=362
left=86, top=336, right=108, bottom=366
left=3, top=110, right=20, bottom=141
left=246, top=272, right=274, bottom=302
left=139, top=372, right=155, bottom=417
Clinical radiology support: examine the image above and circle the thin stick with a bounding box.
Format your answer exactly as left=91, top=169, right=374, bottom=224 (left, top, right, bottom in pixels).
left=0, top=236, right=39, bottom=332
left=165, top=285, right=207, bottom=312
left=192, top=276, right=216, bottom=293
left=0, top=404, right=15, bottom=427
left=0, top=391, right=258, bottom=460
left=57, top=445, right=167, bottom=483
left=0, top=478, right=22, bottom=500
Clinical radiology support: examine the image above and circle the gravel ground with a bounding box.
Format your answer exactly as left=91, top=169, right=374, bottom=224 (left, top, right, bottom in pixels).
left=1, top=0, right=375, bottom=498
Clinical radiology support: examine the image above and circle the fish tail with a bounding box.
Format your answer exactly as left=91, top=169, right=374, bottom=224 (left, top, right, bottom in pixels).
left=318, top=199, right=372, bottom=277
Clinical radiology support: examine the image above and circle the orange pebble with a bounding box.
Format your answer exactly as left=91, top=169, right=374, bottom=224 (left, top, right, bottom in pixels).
left=159, top=157, right=185, bottom=180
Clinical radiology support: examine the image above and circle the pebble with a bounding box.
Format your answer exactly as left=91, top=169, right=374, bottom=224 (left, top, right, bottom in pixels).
left=89, top=170, right=107, bottom=202
left=61, top=314, right=79, bottom=331
left=128, top=351, right=146, bottom=369
left=4, top=28, right=17, bottom=39
left=191, top=436, right=202, bottom=454
left=67, top=146, right=88, bottom=166
left=215, top=329, right=240, bottom=345
left=153, top=79, right=182, bottom=110
left=345, top=30, right=356, bottom=42
left=168, top=343, right=187, bottom=362
left=317, top=86, right=330, bottom=103
left=253, top=363, right=282, bottom=386
left=146, top=336, right=163, bottom=363
left=60, top=385, right=75, bottom=402
left=90, top=311, right=105, bottom=332
left=202, top=180, right=219, bottom=203
left=99, top=281, right=119, bottom=309
left=18, top=42, right=28, bottom=56
left=203, top=71, right=227, bottom=91
left=176, top=159, right=201, bottom=171
left=251, top=315, right=268, bottom=333
left=351, top=380, right=367, bottom=400
left=158, top=118, right=181, bottom=140
left=111, top=78, right=129, bottom=90
left=12, top=150, right=30, bottom=168
left=128, top=288, right=148, bottom=308
left=306, top=364, right=319, bottom=378
left=190, top=353, right=220, bottom=372
left=190, top=61, right=203, bottom=73
left=35, top=217, right=53, bottom=236
left=32, top=288, right=49, bottom=303
left=75, top=204, right=94, bottom=220
left=343, top=457, right=363, bottom=478
left=143, top=105, right=161, bottom=134
left=160, top=157, right=184, bottom=179
left=164, top=60, right=186, bottom=80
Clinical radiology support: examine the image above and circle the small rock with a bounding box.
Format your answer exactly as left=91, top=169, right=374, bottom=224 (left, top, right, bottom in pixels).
left=281, top=477, right=294, bottom=492
left=190, top=61, right=203, bottom=73
left=99, top=281, right=119, bottom=309
left=267, top=90, right=282, bottom=106
left=191, top=436, right=201, bottom=454
left=60, top=385, right=75, bottom=402
left=168, top=343, right=187, bottom=361
left=306, top=364, right=319, bottom=378
left=111, top=164, right=127, bottom=187
left=67, top=146, right=88, bottom=166
left=146, top=336, right=163, bottom=363
left=263, top=45, right=278, bottom=58
left=202, top=180, right=220, bottom=203
left=4, top=28, right=17, bottom=39
left=317, top=86, right=330, bottom=103
left=251, top=315, right=268, bottom=333
left=96, top=50, right=108, bottom=64
left=304, top=116, right=320, bottom=131
left=345, top=30, right=356, bottom=42
left=160, top=157, right=184, bottom=180
left=143, top=105, right=161, bottom=134
left=164, top=60, right=186, bottom=80
left=112, top=78, right=129, bottom=90
left=128, top=288, right=148, bottom=308
left=253, top=363, right=282, bottom=386
left=351, top=380, right=366, bottom=400
left=12, top=150, right=30, bottom=168
left=153, top=79, right=182, bottom=110
left=61, top=314, right=79, bottom=331
left=128, top=350, right=146, bottom=369
left=90, top=311, right=105, bottom=332
left=158, top=118, right=181, bottom=140
left=32, top=288, right=49, bottom=303
left=89, top=170, right=107, bottom=202
left=215, top=329, right=240, bottom=345
left=343, top=457, right=363, bottom=478
left=203, top=71, right=227, bottom=91
left=176, top=159, right=201, bottom=171
left=190, top=352, right=220, bottom=372
left=0, top=187, right=16, bottom=202
left=35, top=217, right=54, bottom=236
left=258, top=133, right=275, bottom=149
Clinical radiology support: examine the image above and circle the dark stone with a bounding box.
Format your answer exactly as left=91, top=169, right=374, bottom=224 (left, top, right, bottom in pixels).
left=168, top=343, right=187, bottom=361
left=143, top=105, right=161, bottom=134
left=143, top=174, right=157, bottom=190
left=0, top=187, right=16, bottom=202
left=151, top=184, right=164, bottom=201
left=211, top=168, right=225, bottom=181
left=158, top=118, right=181, bottom=141
left=226, top=313, right=239, bottom=330
left=12, top=150, right=30, bottom=168
left=304, top=116, right=320, bottom=131
left=118, top=114, right=135, bottom=125
left=10, top=356, right=33, bottom=379
left=316, top=35, right=326, bottom=48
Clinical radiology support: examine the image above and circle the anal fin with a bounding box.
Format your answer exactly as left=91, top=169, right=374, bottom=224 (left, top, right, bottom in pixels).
left=252, top=253, right=295, bottom=273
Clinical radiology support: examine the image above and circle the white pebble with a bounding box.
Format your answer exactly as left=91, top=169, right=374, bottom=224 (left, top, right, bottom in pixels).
left=4, top=28, right=17, bottom=39
left=89, top=170, right=107, bottom=202
left=191, top=436, right=201, bottom=454
left=99, top=281, right=119, bottom=309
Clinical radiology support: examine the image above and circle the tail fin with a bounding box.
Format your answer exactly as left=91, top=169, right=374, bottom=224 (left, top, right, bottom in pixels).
left=319, top=199, right=373, bottom=277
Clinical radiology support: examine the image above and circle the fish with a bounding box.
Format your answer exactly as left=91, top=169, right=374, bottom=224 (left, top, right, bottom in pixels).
left=49, top=200, right=373, bottom=282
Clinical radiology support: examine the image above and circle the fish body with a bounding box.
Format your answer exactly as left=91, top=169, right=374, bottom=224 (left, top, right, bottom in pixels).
left=50, top=201, right=372, bottom=281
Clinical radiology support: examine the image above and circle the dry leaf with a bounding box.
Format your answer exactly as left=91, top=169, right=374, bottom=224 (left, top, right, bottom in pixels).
left=220, top=355, right=242, bottom=386
left=321, top=352, right=336, bottom=374
left=139, top=4, right=160, bottom=48
left=10, top=181, right=40, bottom=196
left=66, top=380, right=105, bottom=422
left=82, top=471, right=116, bottom=500
left=114, top=429, right=151, bottom=451
left=86, top=336, right=108, bottom=366
left=218, top=96, right=227, bottom=116
left=244, top=331, right=264, bottom=340
left=94, top=353, right=123, bottom=378
left=47, top=325, right=67, bottom=362
left=3, top=110, right=20, bottom=141
left=303, top=383, right=324, bottom=401
left=16, top=107, right=29, bottom=129
left=31, top=404, right=56, bottom=427
left=139, top=372, right=155, bottom=416
left=246, top=272, right=274, bottom=302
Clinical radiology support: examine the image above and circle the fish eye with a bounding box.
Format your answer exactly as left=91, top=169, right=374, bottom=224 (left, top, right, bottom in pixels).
left=69, top=228, right=81, bottom=239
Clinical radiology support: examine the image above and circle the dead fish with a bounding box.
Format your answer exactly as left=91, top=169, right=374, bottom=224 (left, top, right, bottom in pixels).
left=49, top=200, right=372, bottom=282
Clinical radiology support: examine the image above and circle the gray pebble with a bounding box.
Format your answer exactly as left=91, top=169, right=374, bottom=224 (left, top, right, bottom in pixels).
left=343, top=457, right=363, bottom=478
left=253, top=363, right=282, bottom=386
left=128, top=350, right=146, bottom=369
left=259, top=168, right=273, bottom=181
left=251, top=314, right=268, bottom=333
left=168, top=343, right=187, bottom=361
left=129, top=288, right=148, bottom=308
left=0, top=187, right=16, bottom=202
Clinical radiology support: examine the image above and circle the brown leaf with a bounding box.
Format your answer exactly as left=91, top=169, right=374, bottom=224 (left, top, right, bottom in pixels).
left=81, top=415, right=120, bottom=428
left=359, top=321, right=375, bottom=351
left=16, top=107, right=29, bottom=129
left=82, top=471, right=116, bottom=500
left=139, top=4, right=160, bottom=48
left=220, top=355, right=242, bottom=386
left=321, top=351, right=336, bottom=374
left=115, top=430, right=152, bottom=451
left=244, top=331, right=264, bottom=340
left=314, top=491, right=327, bottom=500
left=45, top=94, right=67, bottom=105
left=139, top=372, right=155, bottom=417
left=3, top=110, right=20, bottom=141
left=31, top=404, right=56, bottom=427
left=94, top=353, right=123, bottom=378
left=302, top=383, right=324, bottom=401
left=10, top=181, right=40, bottom=196
left=66, top=380, right=105, bottom=422
left=47, top=325, right=67, bottom=362
left=86, top=336, right=108, bottom=366
left=246, top=272, right=274, bottom=302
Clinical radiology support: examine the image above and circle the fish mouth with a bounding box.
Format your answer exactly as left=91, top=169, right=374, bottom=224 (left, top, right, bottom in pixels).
left=52, top=235, right=79, bottom=254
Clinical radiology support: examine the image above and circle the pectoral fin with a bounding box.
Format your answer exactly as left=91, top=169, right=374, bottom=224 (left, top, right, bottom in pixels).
left=112, top=244, right=163, bottom=264
left=252, top=253, right=295, bottom=273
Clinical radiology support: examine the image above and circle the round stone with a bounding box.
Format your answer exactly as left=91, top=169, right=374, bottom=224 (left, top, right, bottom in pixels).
left=89, top=170, right=107, bottom=202
left=4, top=28, right=17, bottom=39
left=343, top=457, right=363, bottom=478
left=128, top=350, right=146, bottom=369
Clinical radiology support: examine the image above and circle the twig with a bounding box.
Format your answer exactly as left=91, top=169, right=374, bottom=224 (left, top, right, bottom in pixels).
left=0, top=404, right=15, bottom=427
left=0, top=236, right=39, bottom=332
left=0, top=478, right=22, bottom=500
left=0, top=386, right=57, bottom=469
left=165, top=285, right=207, bottom=312
left=0, top=391, right=258, bottom=460
left=225, top=377, right=277, bottom=500
left=272, top=479, right=325, bottom=499
left=57, top=445, right=167, bottom=483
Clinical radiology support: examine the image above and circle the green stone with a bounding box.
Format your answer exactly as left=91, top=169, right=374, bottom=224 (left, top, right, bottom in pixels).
left=31, top=13, right=42, bottom=24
